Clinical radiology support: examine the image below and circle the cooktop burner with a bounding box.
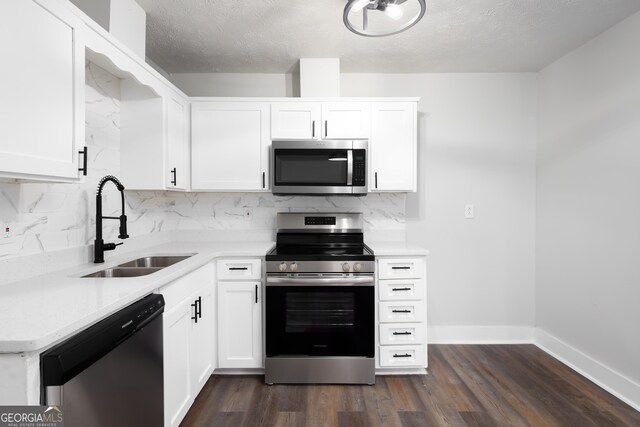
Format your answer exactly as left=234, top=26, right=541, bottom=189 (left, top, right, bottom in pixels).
left=266, top=212, right=375, bottom=272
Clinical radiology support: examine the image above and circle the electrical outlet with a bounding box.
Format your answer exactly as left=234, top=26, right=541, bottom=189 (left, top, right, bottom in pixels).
left=243, top=208, right=252, bottom=222
left=464, top=204, right=475, bottom=219
left=3, top=224, right=10, bottom=238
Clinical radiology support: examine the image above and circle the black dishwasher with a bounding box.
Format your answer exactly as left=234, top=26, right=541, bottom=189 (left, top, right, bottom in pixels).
left=41, top=294, right=164, bottom=427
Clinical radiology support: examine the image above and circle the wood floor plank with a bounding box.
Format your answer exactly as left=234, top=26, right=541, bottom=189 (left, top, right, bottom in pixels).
left=179, top=345, right=640, bottom=427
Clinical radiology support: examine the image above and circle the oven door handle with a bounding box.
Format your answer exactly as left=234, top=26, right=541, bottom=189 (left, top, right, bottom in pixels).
left=266, top=276, right=374, bottom=286
left=346, top=149, right=353, bottom=186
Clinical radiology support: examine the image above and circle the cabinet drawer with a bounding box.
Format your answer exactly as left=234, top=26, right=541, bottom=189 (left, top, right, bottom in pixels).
left=160, top=264, right=213, bottom=311
left=379, top=301, right=425, bottom=323
left=379, top=345, right=427, bottom=367
left=379, top=279, right=424, bottom=301
left=379, top=323, right=425, bottom=345
left=216, top=259, right=262, bottom=280
left=378, top=258, right=423, bottom=279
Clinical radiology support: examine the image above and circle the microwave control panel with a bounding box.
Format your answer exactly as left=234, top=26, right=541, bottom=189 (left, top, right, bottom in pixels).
left=353, top=150, right=366, bottom=187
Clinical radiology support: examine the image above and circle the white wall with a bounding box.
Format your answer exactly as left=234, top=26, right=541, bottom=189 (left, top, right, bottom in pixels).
left=170, top=73, right=296, bottom=97
left=342, top=74, right=538, bottom=341
left=537, top=11, right=640, bottom=405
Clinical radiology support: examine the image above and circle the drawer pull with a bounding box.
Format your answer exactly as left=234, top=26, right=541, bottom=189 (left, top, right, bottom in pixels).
left=229, top=267, right=248, bottom=271
left=392, top=309, right=412, bottom=313
left=392, top=331, right=412, bottom=336
left=392, top=266, right=411, bottom=270
left=393, top=353, right=412, bottom=358
left=392, top=287, right=412, bottom=291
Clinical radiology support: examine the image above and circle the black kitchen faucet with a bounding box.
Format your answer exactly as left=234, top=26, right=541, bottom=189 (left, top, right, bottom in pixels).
left=94, top=175, right=129, bottom=263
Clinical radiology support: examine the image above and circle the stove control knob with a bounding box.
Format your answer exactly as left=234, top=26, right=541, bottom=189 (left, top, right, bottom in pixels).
left=279, top=262, right=287, bottom=272
left=353, top=263, right=362, bottom=272
left=290, top=262, right=298, bottom=272
left=342, top=262, right=351, bottom=272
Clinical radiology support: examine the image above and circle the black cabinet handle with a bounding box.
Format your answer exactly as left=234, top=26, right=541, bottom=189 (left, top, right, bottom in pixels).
left=78, top=147, right=88, bottom=176
left=392, top=287, right=412, bottom=291
left=374, top=172, right=378, bottom=189
left=170, top=168, right=177, bottom=186
left=229, top=267, right=248, bottom=271
left=255, top=284, right=259, bottom=303
left=392, top=266, right=411, bottom=270
left=393, top=353, right=412, bottom=358
left=324, top=120, right=328, bottom=137
left=312, top=120, right=315, bottom=138
left=392, top=309, right=411, bottom=313
left=262, top=172, right=266, bottom=189
left=393, top=331, right=412, bottom=336
left=197, top=296, right=202, bottom=320
left=191, top=300, right=198, bottom=323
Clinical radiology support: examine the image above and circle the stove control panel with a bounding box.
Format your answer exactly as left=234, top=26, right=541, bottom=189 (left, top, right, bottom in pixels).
left=266, top=260, right=375, bottom=274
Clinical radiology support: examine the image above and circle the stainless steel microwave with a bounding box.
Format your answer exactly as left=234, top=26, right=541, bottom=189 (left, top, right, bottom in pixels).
left=271, top=140, right=368, bottom=195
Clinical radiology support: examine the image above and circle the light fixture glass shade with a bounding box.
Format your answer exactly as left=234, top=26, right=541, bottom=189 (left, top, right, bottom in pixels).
left=343, top=0, right=426, bottom=37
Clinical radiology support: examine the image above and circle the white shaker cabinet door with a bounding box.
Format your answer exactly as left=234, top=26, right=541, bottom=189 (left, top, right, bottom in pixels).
left=189, top=288, right=214, bottom=395
left=271, top=102, right=321, bottom=140
left=0, top=0, right=84, bottom=181
left=165, top=89, right=190, bottom=190
left=217, top=281, right=263, bottom=369
left=370, top=102, right=417, bottom=192
left=191, top=102, right=270, bottom=191
left=321, top=102, right=370, bottom=139
left=163, top=303, right=192, bottom=427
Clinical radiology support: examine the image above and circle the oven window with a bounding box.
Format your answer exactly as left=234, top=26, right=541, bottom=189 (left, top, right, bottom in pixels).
left=266, top=285, right=374, bottom=357
left=285, top=292, right=355, bottom=333
left=274, top=149, right=348, bottom=186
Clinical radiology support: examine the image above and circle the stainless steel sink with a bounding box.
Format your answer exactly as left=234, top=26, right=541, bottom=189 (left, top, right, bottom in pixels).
left=82, top=267, right=163, bottom=278
left=81, top=254, right=195, bottom=278
left=116, top=255, right=194, bottom=268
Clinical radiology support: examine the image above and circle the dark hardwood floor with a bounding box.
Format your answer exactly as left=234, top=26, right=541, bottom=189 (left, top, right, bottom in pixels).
left=180, top=345, right=640, bottom=427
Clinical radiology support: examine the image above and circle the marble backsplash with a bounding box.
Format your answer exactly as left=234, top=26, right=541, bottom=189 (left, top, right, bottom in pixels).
left=0, top=63, right=406, bottom=263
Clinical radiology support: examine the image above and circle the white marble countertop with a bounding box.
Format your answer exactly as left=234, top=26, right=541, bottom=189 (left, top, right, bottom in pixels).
left=0, top=239, right=427, bottom=354
left=0, top=241, right=274, bottom=353
left=367, top=241, right=430, bottom=256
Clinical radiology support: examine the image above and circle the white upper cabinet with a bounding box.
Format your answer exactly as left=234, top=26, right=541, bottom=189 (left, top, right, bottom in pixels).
left=0, top=0, right=84, bottom=181
left=271, top=102, right=370, bottom=140
left=191, top=102, right=270, bottom=191
left=370, top=102, right=417, bottom=192
left=321, top=102, right=371, bottom=139
left=165, top=88, right=190, bottom=190
left=120, top=83, right=191, bottom=191
left=271, top=102, right=320, bottom=140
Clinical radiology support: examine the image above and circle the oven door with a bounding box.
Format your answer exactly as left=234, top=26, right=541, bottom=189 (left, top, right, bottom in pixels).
left=271, top=140, right=367, bottom=195
left=265, top=274, right=374, bottom=358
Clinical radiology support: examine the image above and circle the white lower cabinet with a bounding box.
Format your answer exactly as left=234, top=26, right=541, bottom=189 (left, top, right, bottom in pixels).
left=216, top=258, right=263, bottom=369
left=160, top=264, right=214, bottom=427
left=377, top=256, right=427, bottom=370
left=217, top=281, right=262, bottom=368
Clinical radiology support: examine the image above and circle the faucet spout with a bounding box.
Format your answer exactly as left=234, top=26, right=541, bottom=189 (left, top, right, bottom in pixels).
left=94, top=175, right=129, bottom=263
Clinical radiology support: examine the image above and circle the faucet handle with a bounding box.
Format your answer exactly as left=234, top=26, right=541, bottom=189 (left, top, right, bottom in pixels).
left=103, top=242, right=123, bottom=251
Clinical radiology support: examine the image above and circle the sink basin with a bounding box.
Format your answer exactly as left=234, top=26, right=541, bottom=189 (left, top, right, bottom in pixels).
left=82, top=267, right=163, bottom=278
left=117, top=255, right=194, bottom=268
left=81, top=254, right=195, bottom=278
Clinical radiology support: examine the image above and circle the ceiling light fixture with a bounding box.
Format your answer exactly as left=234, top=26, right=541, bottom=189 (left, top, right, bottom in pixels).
left=343, top=0, right=426, bottom=37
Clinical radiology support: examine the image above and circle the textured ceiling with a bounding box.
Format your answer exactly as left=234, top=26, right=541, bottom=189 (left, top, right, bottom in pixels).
left=136, top=0, right=640, bottom=73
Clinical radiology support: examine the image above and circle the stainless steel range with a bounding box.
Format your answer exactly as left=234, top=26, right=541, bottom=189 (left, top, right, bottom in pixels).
left=265, top=212, right=375, bottom=385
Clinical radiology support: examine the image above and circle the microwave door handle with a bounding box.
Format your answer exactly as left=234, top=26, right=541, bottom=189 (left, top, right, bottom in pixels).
left=347, top=150, right=353, bottom=186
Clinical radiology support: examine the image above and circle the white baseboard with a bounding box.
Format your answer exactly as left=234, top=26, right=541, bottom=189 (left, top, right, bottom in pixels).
left=534, top=329, right=640, bottom=412
left=427, top=326, right=534, bottom=344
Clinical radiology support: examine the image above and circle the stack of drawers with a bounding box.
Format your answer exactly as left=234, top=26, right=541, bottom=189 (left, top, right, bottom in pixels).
left=377, top=257, right=427, bottom=368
